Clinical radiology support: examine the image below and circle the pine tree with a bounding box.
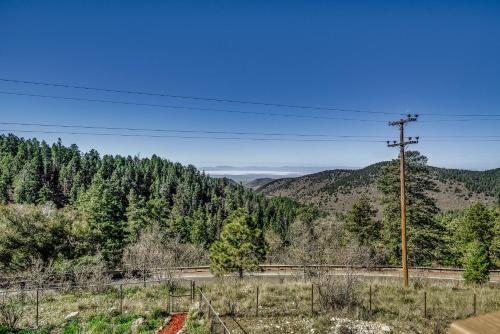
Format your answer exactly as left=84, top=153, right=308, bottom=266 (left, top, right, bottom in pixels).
left=463, top=241, right=491, bottom=284
left=209, top=209, right=267, bottom=278
left=79, top=173, right=126, bottom=268
left=377, top=151, right=443, bottom=266
left=125, top=189, right=150, bottom=242
left=345, top=196, right=379, bottom=247
left=457, top=203, right=496, bottom=282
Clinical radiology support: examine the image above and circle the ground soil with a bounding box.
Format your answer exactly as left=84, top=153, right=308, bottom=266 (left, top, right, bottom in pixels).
left=157, top=312, right=188, bottom=334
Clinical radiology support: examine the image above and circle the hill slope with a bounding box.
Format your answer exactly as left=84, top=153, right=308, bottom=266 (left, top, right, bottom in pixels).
left=245, top=178, right=279, bottom=190
left=257, top=162, right=499, bottom=213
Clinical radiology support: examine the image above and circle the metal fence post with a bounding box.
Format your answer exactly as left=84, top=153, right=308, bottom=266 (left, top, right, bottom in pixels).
left=36, top=288, right=39, bottom=328
left=168, top=290, right=172, bottom=314
left=191, top=280, right=195, bottom=303
left=256, top=286, right=259, bottom=317
left=369, top=285, right=372, bottom=317
left=473, top=293, right=476, bottom=315
left=423, top=291, right=427, bottom=318
left=311, top=283, right=314, bottom=315
left=120, top=284, right=123, bottom=315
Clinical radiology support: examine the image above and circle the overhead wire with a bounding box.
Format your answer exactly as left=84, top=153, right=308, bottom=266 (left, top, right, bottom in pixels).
left=0, top=91, right=388, bottom=123
left=0, top=129, right=388, bottom=142
left=0, top=77, right=398, bottom=115
left=1, top=122, right=498, bottom=139
left=1, top=77, right=499, bottom=117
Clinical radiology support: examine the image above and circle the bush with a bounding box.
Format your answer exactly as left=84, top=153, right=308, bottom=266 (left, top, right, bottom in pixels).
left=0, top=294, right=25, bottom=330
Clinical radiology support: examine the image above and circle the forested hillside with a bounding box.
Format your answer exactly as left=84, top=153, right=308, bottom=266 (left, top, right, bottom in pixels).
left=0, top=134, right=300, bottom=269
left=257, top=161, right=499, bottom=213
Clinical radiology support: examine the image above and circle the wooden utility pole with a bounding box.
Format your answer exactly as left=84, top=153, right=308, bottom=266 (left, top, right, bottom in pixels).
left=387, top=114, right=418, bottom=288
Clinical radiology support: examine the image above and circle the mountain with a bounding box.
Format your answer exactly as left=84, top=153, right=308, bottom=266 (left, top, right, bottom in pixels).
left=245, top=178, right=277, bottom=190
left=256, top=162, right=499, bottom=213
left=201, top=166, right=354, bottom=184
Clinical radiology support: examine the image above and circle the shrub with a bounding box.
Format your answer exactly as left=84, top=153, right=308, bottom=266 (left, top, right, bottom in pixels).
left=0, top=294, right=25, bottom=330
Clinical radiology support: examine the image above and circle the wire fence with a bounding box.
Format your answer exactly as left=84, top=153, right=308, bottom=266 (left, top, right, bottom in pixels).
left=1, top=272, right=499, bottom=333
left=3, top=264, right=498, bottom=290
left=0, top=277, right=194, bottom=330
left=198, top=288, right=232, bottom=334
left=200, top=278, right=500, bottom=333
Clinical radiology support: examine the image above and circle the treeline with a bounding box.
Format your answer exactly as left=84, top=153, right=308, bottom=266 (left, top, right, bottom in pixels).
left=432, top=167, right=500, bottom=200
left=0, top=134, right=300, bottom=270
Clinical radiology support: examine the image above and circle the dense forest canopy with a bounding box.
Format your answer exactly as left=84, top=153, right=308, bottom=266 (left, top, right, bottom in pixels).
left=0, top=134, right=300, bottom=269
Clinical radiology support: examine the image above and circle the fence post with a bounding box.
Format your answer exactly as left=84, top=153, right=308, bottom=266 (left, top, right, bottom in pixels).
left=168, top=290, right=172, bottom=314
left=208, top=299, right=212, bottom=319
left=120, top=284, right=123, bottom=315
left=36, top=288, right=39, bottom=328
left=423, top=291, right=427, bottom=318
left=143, top=268, right=146, bottom=288
left=311, top=283, right=314, bottom=315
left=369, top=285, right=372, bottom=317
left=473, top=293, right=476, bottom=315
left=256, top=286, right=259, bottom=317
left=191, top=281, right=195, bottom=303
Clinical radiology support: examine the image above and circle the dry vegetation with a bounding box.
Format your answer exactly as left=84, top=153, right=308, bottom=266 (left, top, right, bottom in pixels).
left=202, top=277, right=500, bottom=334
left=1, top=274, right=499, bottom=334
left=0, top=280, right=193, bottom=333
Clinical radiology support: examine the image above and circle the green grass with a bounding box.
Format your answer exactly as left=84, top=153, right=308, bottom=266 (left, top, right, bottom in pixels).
left=1, top=281, right=192, bottom=333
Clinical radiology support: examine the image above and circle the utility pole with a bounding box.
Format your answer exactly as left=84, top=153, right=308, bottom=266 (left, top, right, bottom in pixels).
left=387, top=114, right=419, bottom=288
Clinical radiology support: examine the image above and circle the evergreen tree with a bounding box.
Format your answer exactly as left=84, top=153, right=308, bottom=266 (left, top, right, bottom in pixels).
left=209, top=209, right=267, bottom=278
left=463, top=241, right=491, bottom=284
left=457, top=203, right=496, bottom=282
left=0, top=134, right=301, bottom=267
left=13, top=158, right=43, bottom=204
left=125, top=189, right=150, bottom=242
left=79, top=174, right=126, bottom=268
left=345, top=196, right=379, bottom=246
left=377, top=151, right=443, bottom=266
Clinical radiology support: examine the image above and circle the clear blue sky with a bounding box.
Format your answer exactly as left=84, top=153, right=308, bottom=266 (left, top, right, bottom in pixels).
left=1, top=0, right=499, bottom=170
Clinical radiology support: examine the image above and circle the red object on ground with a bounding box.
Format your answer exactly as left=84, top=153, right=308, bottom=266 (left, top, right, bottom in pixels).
left=157, top=312, right=188, bottom=334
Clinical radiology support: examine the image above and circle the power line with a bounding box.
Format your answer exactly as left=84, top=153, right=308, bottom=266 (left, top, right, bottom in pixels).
left=0, top=129, right=388, bottom=142
left=1, top=129, right=498, bottom=143
left=0, top=91, right=388, bottom=123
left=0, top=122, right=386, bottom=138
left=3, top=91, right=500, bottom=124
left=2, top=122, right=499, bottom=139
left=1, top=77, right=499, bottom=117
left=0, top=77, right=398, bottom=115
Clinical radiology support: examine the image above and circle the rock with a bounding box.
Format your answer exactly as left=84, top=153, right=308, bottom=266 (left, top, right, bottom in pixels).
left=381, top=325, right=391, bottom=332
left=64, top=311, right=79, bottom=320
left=131, top=317, right=145, bottom=334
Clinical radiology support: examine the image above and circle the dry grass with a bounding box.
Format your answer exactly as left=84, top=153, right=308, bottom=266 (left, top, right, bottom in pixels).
left=201, top=277, right=500, bottom=334
left=1, top=280, right=192, bottom=333
left=2, top=277, right=498, bottom=333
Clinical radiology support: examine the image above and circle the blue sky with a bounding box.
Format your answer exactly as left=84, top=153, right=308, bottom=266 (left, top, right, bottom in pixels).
left=0, top=0, right=499, bottom=170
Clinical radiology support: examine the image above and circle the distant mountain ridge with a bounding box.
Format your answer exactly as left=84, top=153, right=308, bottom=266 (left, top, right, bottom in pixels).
left=256, top=162, right=499, bottom=213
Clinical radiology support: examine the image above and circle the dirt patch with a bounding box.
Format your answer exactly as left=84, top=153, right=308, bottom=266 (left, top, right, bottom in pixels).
left=157, top=313, right=188, bottom=334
